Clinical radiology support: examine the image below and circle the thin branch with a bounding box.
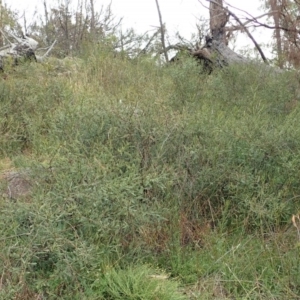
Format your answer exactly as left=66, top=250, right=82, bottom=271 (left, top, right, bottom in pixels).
left=154, top=0, right=169, bottom=62
left=0, top=29, right=13, bottom=46
left=250, top=18, right=300, bottom=34
left=42, top=39, right=57, bottom=58
left=163, top=44, right=190, bottom=52
left=198, top=0, right=209, bottom=10
left=226, top=11, right=277, bottom=31
left=223, top=0, right=267, bottom=21
left=36, top=39, right=57, bottom=62
left=138, top=28, right=160, bottom=55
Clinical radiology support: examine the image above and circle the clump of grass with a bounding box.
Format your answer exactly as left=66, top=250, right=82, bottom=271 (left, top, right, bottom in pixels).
left=92, top=264, right=187, bottom=300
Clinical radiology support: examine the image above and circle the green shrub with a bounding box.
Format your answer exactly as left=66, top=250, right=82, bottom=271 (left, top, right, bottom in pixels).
left=1, top=45, right=300, bottom=298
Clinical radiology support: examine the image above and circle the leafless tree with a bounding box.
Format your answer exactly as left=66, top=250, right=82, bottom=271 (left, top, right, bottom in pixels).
left=25, top=0, right=122, bottom=57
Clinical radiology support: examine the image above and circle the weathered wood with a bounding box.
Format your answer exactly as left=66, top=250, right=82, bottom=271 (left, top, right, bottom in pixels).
left=209, top=38, right=249, bottom=67
left=209, top=0, right=228, bottom=43
left=170, top=0, right=266, bottom=72
left=205, top=0, right=268, bottom=68
left=0, top=31, right=56, bottom=69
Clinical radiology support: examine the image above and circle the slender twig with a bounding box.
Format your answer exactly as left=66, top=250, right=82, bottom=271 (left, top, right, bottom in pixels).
left=138, top=28, right=160, bottom=56
left=226, top=12, right=277, bottom=32
left=36, top=39, right=57, bottom=62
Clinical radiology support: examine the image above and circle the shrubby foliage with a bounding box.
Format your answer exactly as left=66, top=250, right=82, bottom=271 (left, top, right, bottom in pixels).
left=0, top=48, right=300, bottom=298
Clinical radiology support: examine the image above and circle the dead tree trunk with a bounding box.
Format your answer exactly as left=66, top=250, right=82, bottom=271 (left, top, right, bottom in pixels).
left=209, top=0, right=227, bottom=43
left=168, top=0, right=279, bottom=74
left=193, top=0, right=269, bottom=70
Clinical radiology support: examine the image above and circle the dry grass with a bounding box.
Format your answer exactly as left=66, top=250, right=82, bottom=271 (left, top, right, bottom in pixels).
left=179, top=211, right=212, bottom=248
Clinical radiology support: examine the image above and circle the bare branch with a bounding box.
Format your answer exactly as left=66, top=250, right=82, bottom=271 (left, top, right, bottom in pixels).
left=37, top=39, right=57, bottom=62
left=138, top=28, right=160, bottom=55
left=225, top=11, right=277, bottom=31
left=154, top=0, right=169, bottom=62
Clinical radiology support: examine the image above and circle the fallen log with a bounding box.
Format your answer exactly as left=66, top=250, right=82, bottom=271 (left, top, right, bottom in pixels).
left=0, top=31, right=56, bottom=70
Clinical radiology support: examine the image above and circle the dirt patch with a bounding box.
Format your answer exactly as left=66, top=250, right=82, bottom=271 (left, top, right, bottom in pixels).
left=1, top=169, right=32, bottom=200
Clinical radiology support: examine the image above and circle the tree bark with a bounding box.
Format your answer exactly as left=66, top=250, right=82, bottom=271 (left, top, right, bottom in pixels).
left=270, top=0, right=283, bottom=65
left=209, top=0, right=228, bottom=43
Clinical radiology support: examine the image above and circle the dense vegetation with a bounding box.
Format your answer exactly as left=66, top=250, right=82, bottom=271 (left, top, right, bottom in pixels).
left=1, top=47, right=300, bottom=299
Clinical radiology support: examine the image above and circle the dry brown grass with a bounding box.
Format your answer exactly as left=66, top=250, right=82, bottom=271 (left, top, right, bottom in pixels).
left=184, top=275, right=229, bottom=300
left=14, top=285, right=43, bottom=300
left=138, top=220, right=172, bottom=254
left=179, top=211, right=212, bottom=248
left=121, top=211, right=214, bottom=255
